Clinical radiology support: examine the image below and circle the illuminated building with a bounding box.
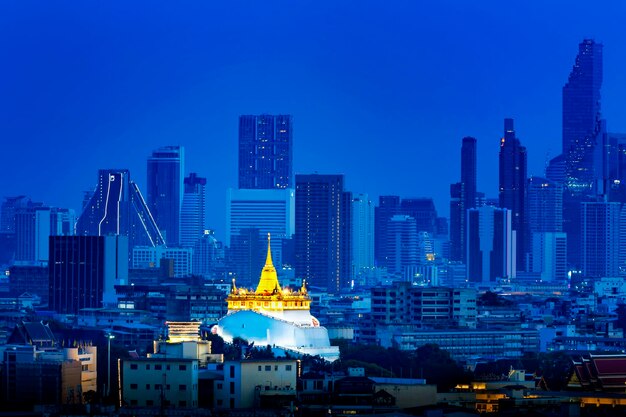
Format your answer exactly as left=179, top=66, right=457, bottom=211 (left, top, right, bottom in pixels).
left=215, top=235, right=339, bottom=361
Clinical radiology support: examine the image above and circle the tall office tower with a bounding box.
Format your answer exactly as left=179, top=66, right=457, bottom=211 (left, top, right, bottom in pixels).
left=467, top=206, right=515, bottom=286
left=527, top=177, right=563, bottom=233
left=180, top=173, right=206, bottom=247
left=386, top=215, right=418, bottom=276
left=498, top=118, right=528, bottom=269
left=435, top=217, right=448, bottom=238
left=14, top=205, right=50, bottom=264
left=147, top=146, right=184, bottom=245
left=193, top=230, right=221, bottom=278
left=295, top=174, right=350, bottom=292
left=400, top=198, right=437, bottom=234
left=228, top=228, right=265, bottom=287
left=76, top=169, right=165, bottom=252
left=50, top=208, right=76, bottom=236
left=351, top=193, right=375, bottom=276
left=531, top=232, right=567, bottom=282
left=563, top=39, right=603, bottom=192
left=239, top=114, right=293, bottom=189
left=450, top=137, right=478, bottom=262
left=49, top=235, right=128, bottom=314
left=226, top=188, right=295, bottom=268
left=581, top=202, right=624, bottom=278
left=374, top=195, right=401, bottom=266
left=1, top=196, right=33, bottom=233
left=560, top=40, right=604, bottom=268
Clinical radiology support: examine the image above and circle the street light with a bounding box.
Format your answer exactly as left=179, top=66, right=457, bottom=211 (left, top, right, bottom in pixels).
left=105, top=332, right=115, bottom=398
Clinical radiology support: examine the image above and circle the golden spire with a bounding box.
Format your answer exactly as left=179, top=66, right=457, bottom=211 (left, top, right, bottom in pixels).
left=255, top=233, right=282, bottom=294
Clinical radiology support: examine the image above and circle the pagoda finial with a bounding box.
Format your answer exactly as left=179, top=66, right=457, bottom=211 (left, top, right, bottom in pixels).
left=231, top=278, right=237, bottom=294
left=265, top=233, right=274, bottom=268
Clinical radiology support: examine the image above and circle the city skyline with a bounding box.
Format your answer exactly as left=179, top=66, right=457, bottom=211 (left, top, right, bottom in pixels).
left=3, top=2, right=626, bottom=241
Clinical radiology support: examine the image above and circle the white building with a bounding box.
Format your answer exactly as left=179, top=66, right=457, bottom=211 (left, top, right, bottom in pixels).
left=121, top=358, right=199, bottom=408
left=226, top=188, right=294, bottom=267
left=531, top=232, right=567, bottom=281
left=132, top=245, right=193, bottom=277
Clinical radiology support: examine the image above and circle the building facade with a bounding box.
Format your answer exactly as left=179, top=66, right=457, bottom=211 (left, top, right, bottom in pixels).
left=180, top=173, right=206, bottom=248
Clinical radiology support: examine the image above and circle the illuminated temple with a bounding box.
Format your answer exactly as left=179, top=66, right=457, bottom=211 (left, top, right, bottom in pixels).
left=215, top=235, right=339, bottom=361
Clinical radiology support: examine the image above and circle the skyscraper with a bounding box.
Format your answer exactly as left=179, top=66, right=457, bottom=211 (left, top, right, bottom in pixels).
left=400, top=198, right=438, bottom=235
left=76, top=169, right=165, bottom=251
left=531, top=232, right=567, bottom=282
left=239, top=115, right=293, bottom=189
left=450, top=137, right=477, bottom=262
left=180, top=173, right=206, bottom=248
left=147, top=146, right=184, bottom=245
left=14, top=205, right=50, bottom=264
left=351, top=193, right=375, bottom=276
left=295, top=174, right=350, bottom=293
left=374, top=195, right=401, bottom=266
left=386, top=215, right=418, bottom=276
left=581, top=202, right=624, bottom=278
left=49, top=235, right=128, bottom=314
left=563, top=39, right=603, bottom=193
left=498, top=118, right=527, bottom=269
left=527, top=177, right=563, bottom=234
left=467, top=206, right=515, bottom=285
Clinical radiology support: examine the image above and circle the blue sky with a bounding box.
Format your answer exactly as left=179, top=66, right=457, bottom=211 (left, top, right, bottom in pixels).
left=2, top=1, right=626, bottom=239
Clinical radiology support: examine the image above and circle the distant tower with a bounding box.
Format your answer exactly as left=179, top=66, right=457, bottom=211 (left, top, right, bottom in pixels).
left=180, top=173, right=206, bottom=248
left=498, top=118, right=527, bottom=269
left=527, top=177, right=563, bottom=234
left=351, top=193, right=375, bottom=276
left=239, top=115, right=293, bottom=189
left=295, top=174, right=350, bottom=293
left=467, top=206, right=515, bottom=285
left=581, top=202, right=624, bottom=278
left=450, top=137, right=477, bottom=262
left=374, top=196, right=401, bottom=266
left=386, top=215, right=418, bottom=276
left=563, top=39, right=603, bottom=192
left=400, top=198, right=437, bottom=235
left=147, top=146, right=184, bottom=245
left=14, top=205, right=50, bottom=264
left=76, top=169, right=165, bottom=252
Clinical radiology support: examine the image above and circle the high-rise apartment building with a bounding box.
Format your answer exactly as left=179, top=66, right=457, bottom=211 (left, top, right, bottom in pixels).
left=49, top=235, right=128, bottom=314
left=386, top=215, right=418, bottom=276
left=498, top=118, right=527, bottom=269
left=295, top=174, right=350, bottom=292
left=581, top=202, right=624, bottom=278
left=76, top=169, right=165, bottom=251
left=180, top=173, right=206, bottom=248
left=239, top=115, right=293, bottom=189
left=527, top=177, right=563, bottom=233
left=14, top=205, right=50, bottom=264
left=467, top=206, right=515, bottom=285
left=450, top=137, right=477, bottom=262
left=531, top=232, right=567, bottom=282
left=147, top=146, right=185, bottom=246
left=351, top=193, right=375, bottom=276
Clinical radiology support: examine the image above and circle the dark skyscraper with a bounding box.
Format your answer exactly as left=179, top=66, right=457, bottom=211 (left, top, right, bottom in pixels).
left=147, top=146, right=185, bottom=246
left=498, top=118, right=527, bottom=269
left=450, top=137, right=477, bottom=262
left=76, top=169, right=165, bottom=251
left=563, top=39, right=603, bottom=193
left=295, top=174, right=350, bottom=293
left=400, top=198, right=437, bottom=235
left=181, top=173, right=207, bottom=248
left=239, top=114, right=293, bottom=189
left=49, top=235, right=127, bottom=314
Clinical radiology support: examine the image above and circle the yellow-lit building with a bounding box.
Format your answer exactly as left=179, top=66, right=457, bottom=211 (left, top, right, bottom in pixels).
left=215, top=235, right=339, bottom=361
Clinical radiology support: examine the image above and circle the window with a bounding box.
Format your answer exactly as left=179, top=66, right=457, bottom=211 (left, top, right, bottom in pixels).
left=179, top=364, right=187, bottom=371
left=265, top=365, right=271, bottom=371
left=130, top=384, right=138, bottom=390
left=146, top=400, right=154, bottom=406
left=229, top=365, right=235, bottom=378
left=230, top=381, right=235, bottom=394
left=230, top=398, right=235, bottom=409
left=166, top=365, right=171, bottom=371
left=258, top=365, right=262, bottom=371
left=275, top=365, right=278, bottom=371
left=179, top=384, right=187, bottom=391
left=130, top=399, right=138, bottom=406
left=155, top=364, right=162, bottom=370
left=146, top=384, right=150, bottom=390
left=217, top=383, right=223, bottom=390
left=82, top=364, right=89, bottom=371
left=286, top=365, right=292, bottom=371
left=146, top=364, right=150, bottom=370
left=166, top=384, right=171, bottom=390
left=130, top=364, right=138, bottom=370
left=155, top=384, right=162, bottom=390
left=179, top=400, right=187, bottom=407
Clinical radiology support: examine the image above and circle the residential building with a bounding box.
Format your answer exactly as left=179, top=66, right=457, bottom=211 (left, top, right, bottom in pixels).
left=351, top=193, right=375, bottom=276
left=581, top=202, right=624, bottom=278
left=531, top=232, right=568, bottom=281
left=386, top=215, right=418, bottom=276
left=180, top=173, right=206, bottom=248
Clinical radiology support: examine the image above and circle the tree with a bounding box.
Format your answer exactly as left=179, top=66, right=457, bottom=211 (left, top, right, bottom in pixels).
left=411, top=344, right=472, bottom=391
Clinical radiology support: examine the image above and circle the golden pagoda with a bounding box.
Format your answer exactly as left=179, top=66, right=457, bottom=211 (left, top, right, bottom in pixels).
left=226, top=233, right=311, bottom=314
